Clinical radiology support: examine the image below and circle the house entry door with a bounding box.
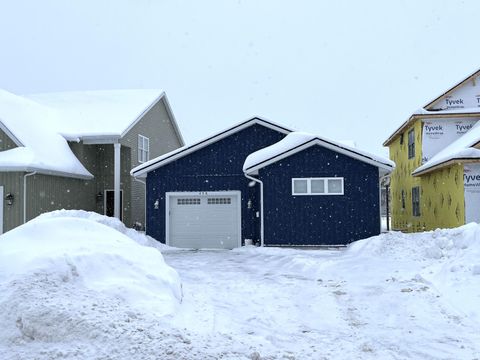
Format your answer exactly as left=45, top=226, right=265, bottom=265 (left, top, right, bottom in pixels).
left=105, top=190, right=123, bottom=220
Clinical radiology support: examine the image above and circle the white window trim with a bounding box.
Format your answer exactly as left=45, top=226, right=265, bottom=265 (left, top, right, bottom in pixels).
left=292, top=177, right=344, bottom=196
left=138, top=134, right=150, bottom=163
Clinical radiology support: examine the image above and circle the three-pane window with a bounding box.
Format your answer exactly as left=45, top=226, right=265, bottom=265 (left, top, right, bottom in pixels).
left=138, top=135, right=150, bottom=163
left=292, top=178, right=344, bottom=195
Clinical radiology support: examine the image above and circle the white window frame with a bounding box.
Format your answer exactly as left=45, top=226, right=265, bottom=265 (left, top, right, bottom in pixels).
left=292, top=177, right=344, bottom=196
left=138, top=134, right=150, bottom=163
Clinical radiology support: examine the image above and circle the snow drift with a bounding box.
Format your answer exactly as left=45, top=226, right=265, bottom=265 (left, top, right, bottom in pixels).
left=0, top=212, right=181, bottom=354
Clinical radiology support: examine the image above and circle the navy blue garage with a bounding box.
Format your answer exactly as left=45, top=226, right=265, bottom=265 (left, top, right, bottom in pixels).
left=131, top=117, right=393, bottom=248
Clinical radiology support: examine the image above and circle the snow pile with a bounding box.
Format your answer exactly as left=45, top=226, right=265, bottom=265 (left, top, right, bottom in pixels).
left=228, top=225, right=480, bottom=357
left=0, top=213, right=182, bottom=357
left=36, top=209, right=175, bottom=252
left=348, top=223, right=480, bottom=321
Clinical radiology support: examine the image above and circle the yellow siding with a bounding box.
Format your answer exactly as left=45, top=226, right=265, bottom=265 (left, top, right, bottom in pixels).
left=421, top=164, right=464, bottom=230
left=389, top=118, right=465, bottom=232
left=389, top=119, right=423, bottom=232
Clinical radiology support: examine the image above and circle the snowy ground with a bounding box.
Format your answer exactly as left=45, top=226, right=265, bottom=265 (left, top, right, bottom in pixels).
left=2, top=212, right=480, bottom=359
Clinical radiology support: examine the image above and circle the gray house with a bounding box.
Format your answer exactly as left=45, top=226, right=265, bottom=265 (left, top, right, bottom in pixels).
left=0, top=89, right=183, bottom=233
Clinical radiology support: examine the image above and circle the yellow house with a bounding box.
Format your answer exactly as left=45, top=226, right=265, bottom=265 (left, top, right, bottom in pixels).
left=384, top=69, right=480, bottom=232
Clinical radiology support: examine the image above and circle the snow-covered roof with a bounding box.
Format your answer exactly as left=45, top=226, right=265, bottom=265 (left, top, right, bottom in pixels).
left=244, top=132, right=394, bottom=174
left=131, top=116, right=293, bottom=178
left=413, top=107, right=480, bottom=116
left=26, top=90, right=167, bottom=139
left=0, top=90, right=93, bottom=178
left=413, top=120, right=480, bottom=175
left=0, top=88, right=175, bottom=178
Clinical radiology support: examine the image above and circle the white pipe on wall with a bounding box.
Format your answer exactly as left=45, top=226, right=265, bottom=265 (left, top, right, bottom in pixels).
left=244, top=173, right=264, bottom=247
left=114, top=143, right=121, bottom=220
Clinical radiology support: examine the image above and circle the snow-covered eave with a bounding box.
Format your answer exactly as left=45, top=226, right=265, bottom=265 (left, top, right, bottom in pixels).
left=62, top=133, right=121, bottom=142
left=412, top=157, right=480, bottom=177
left=0, top=119, right=23, bottom=147
left=57, top=92, right=183, bottom=146
left=383, top=111, right=480, bottom=147
left=131, top=116, right=293, bottom=177
left=244, top=138, right=394, bottom=176
left=0, top=165, right=94, bottom=180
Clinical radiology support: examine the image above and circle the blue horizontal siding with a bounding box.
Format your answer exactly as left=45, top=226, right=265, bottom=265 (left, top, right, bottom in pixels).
left=259, top=145, right=380, bottom=245
left=145, top=124, right=286, bottom=243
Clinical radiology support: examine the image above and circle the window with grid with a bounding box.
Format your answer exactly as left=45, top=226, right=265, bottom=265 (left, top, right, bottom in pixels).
left=412, top=186, right=420, bottom=216
left=401, top=190, right=406, bottom=209
left=207, top=198, right=231, bottom=205
left=408, top=129, right=415, bottom=159
left=292, top=178, right=344, bottom=195
left=177, top=198, right=201, bottom=205
left=138, top=135, right=150, bottom=163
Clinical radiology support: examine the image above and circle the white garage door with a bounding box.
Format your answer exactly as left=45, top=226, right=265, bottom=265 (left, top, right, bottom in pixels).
left=167, top=191, right=241, bottom=249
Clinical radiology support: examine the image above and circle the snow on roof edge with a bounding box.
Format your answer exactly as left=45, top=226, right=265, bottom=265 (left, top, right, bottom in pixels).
left=243, top=132, right=394, bottom=173
left=413, top=120, right=480, bottom=175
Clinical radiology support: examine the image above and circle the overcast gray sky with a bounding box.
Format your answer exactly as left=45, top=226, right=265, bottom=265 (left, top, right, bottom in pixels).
left=1, top=0, right=479, bottom=155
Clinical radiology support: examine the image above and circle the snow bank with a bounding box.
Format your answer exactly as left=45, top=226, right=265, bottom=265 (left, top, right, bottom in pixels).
left=36, top=209, right=176, bottom=252
left=238, top=223, right=480, bottom=324
left=0, top=212, right=182, bottom=353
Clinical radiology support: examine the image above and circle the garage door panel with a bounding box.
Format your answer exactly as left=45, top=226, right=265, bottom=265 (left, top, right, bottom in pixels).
left=168, top=193, right=240, bottom=249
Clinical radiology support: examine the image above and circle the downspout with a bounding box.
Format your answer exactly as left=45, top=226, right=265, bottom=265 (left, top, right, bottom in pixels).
left=23, top=171, right=37, bottom=223
left=134, top=177, right=146, bottom=232
left=379, top=173, right=391, bottom=232
left=244, top=173, right=264, bottom=247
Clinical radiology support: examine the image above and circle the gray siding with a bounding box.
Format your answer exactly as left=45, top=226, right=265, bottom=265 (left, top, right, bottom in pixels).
left=0, top=128, right=18, bottom=151
left=0, top=172, right=24, bottom=232
left=24, top=143, right=132, bottom=225
left=91, top=145, right=132, bottom=225
left=0, top=130, right=22, bottom=232
left=26, top=174, right=95, bottom=221
left=120, top=98, right=183, bottom=227
left=0, top=97, right=182, bottom=232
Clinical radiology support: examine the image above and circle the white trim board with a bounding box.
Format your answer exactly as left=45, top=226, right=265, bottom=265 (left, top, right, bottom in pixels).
left=131, top=117, right=293, bottom=178
left=165, top=190, right=242, bottom=248
left=244, top=138, right=394, bottom=175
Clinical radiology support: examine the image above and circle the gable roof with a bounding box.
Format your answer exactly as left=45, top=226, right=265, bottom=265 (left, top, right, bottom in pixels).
left=26, top=90, right=184, bottom=143
left=384, top=68, right=480, bottom=147
left=0, top=90, right=93, bottom=178
left=244, top=132, right=394, bottom=175
left=131, top=117, right=293, bottom=178
left=0, top=89, right=182, bottom=179
left=413, top=120, right=480, bottom=176
left=423, top=68, right=480, bottom=110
